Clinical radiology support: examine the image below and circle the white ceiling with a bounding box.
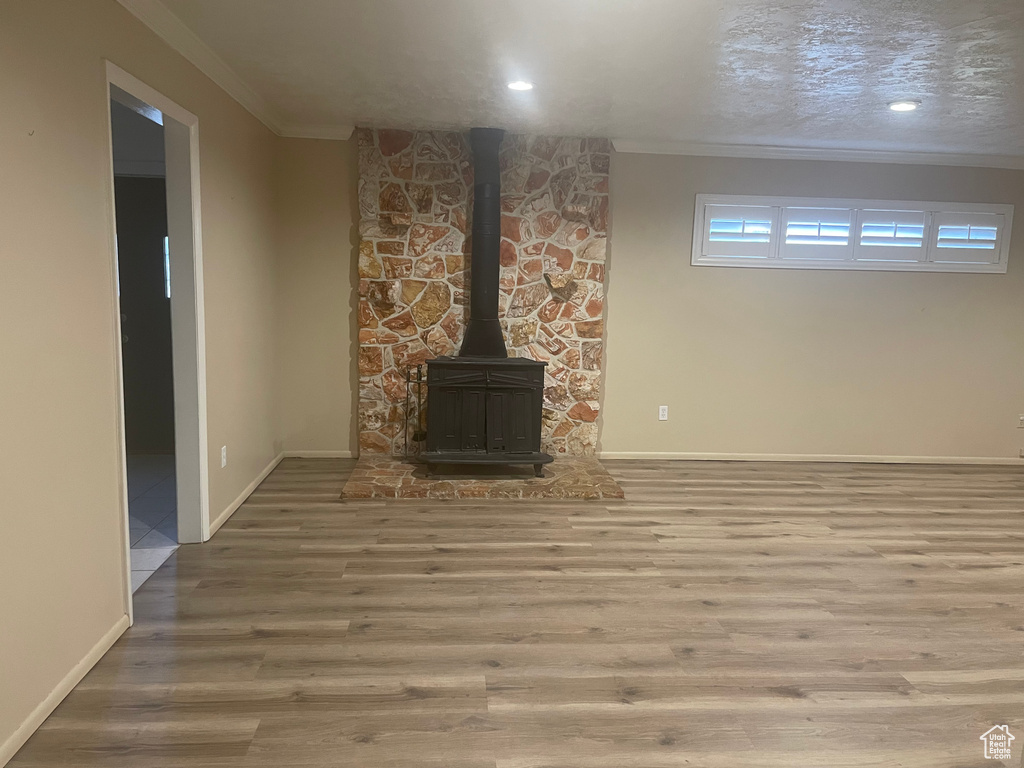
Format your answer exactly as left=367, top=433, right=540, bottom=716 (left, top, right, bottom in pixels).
left=123, top=0, right=1024, bottom=165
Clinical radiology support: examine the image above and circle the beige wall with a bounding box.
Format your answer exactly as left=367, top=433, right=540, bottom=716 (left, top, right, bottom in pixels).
left=274, top=138, right=359, bottom=454
left=0, top=0, right=283, bottom=758
left=603, top=153, right=1024, bottom=459
left=3, top=0, right=1022, bottom=760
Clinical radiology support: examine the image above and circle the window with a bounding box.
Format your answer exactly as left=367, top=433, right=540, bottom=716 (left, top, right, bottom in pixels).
left=702, top=204, right=777, bottom=259
left=931, top=212, right=1005, bottom=265
left=692, top=194, right=1013, bottom=273
left=855, top=209, right=927, bottom=263
left=163, top=236, right=171, bottom=298
left=709, top=217, right=771, bottom=244
left=780, top=207, right=853, bottom=260
left=937, top=224, right=996, bottom=249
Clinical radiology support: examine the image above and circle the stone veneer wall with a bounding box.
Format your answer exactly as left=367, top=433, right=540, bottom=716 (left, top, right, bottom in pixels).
left=356, top=128, right=609, bottom=456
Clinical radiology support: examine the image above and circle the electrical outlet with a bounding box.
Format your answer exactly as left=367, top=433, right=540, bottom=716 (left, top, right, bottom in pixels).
left=221, top=445, right=227, bottom=468
left=658, top=405, right=669, bottom=421
left=1018, top=414, right=1024, bottom=428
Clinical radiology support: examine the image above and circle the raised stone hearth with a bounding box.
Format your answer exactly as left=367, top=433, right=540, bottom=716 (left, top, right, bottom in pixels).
left=341, top=456, right=625, bottom=500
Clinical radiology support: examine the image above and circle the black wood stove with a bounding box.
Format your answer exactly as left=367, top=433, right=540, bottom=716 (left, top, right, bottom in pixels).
left=421, top=128, right=553, bottom=477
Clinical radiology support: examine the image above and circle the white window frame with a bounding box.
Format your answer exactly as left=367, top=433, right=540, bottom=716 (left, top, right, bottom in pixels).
left=692, top=194, right=1014, bottom=274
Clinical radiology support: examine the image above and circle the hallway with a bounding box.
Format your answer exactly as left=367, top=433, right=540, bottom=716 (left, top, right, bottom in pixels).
left=126, top=454, right=177, bottom=591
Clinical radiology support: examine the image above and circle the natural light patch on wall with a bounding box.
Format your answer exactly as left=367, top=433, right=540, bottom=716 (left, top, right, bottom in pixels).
left=693, top=194, right=1014, bottom=272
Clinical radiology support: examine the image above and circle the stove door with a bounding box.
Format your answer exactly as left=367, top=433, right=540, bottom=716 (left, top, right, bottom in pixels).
left=487, top=389, right=535, bottom=454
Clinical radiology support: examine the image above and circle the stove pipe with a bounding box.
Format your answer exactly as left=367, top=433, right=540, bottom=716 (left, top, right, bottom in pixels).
left=458, top=127, right=507, bottom=358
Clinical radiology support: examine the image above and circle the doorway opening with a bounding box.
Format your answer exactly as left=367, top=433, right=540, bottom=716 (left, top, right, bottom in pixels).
left=110, top=105, right=177, bottom=587
left=106, top=64, right=209, bottom=613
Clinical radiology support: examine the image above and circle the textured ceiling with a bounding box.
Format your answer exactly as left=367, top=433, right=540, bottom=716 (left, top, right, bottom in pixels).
left=157, top=0, right=1024, bottom=159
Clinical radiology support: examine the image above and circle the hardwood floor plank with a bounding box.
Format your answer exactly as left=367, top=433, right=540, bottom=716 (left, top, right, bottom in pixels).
left=10, top=457, right=1024, bottom=767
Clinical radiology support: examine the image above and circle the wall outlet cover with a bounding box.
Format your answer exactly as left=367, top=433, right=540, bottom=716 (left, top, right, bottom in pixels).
left=658, top=405, right=669, bottom=421
left=221, top=445, right=227, bottom=468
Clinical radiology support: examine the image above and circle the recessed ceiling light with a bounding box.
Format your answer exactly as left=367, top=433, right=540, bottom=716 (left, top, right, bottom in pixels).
left=888, top=99, right=921, bottom=112
left=507, top=81, right=534, bottom=91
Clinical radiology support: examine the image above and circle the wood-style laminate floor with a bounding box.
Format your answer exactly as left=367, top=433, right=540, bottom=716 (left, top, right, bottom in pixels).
left=11, top=458, right=1024, bottom=767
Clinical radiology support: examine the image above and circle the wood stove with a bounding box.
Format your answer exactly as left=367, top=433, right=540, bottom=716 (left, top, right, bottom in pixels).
left=421, top=128, right=553, bottom=477
left=423, top=356, right=549, bottom=476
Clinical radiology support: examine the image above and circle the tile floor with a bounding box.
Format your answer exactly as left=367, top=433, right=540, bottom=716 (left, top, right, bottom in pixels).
left=127, top=454, right=178, bottom=592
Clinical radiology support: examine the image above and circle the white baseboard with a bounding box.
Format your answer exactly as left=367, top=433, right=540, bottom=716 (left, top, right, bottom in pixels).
left=598, top=451, right=1024, bottom=465
left=207, top=450, right=357, bottom=539
left=283, top=450, right=356, bottom=458
left=208, top=452, right=284, bottom=537
left=0, top=614, right=130, bottom=767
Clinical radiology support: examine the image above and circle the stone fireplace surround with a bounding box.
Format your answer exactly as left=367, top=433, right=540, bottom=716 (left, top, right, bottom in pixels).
left=356, top=128, right=609, bottom=457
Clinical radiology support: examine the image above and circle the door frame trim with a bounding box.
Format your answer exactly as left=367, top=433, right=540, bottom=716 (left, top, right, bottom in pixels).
left=105, top=61, right=210, bottom=621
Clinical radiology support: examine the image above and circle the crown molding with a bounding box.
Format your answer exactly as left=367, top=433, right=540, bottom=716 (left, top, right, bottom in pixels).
left=116, top=0, right=287, bottom=134
left=117, top=0, right=354, bottom=141
left=279, top=123, right=356, bottom=141
left=611, top=139, right=1024, bottom=171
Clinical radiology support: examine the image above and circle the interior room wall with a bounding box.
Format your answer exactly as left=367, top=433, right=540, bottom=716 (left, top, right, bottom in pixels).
left=0, top=0, right=281, bottom=760
left=602, top=152, right=1024, bottom=460
left=274, top=137, right=360, bottom=454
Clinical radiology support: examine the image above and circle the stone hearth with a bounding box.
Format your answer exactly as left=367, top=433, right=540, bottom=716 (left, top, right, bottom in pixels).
left=341, top=456, right=624, bottom=500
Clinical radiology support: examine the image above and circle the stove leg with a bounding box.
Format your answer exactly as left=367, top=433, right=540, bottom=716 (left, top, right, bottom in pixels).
left=534, top=464, right=544, bottom=478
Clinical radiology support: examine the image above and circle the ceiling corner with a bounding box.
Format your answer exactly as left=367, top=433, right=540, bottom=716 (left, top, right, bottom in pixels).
left=612, top=139, right=1024, bottom=171
left=115, top=0, right=287, bottom=135
left=278, top=124, right=356, bottom=142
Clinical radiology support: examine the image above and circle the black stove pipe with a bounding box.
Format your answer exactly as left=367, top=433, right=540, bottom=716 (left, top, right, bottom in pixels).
left=458, top=127, right=507, bottom=358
